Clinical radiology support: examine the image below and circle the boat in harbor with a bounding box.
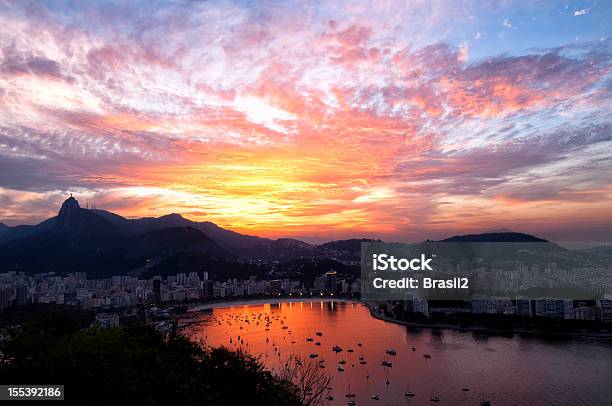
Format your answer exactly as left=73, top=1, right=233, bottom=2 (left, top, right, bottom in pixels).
left=332, top=345, right=343, bottom=352
left=423, top=353, right=431, bottom=359
left=386, top=349, right=397, bottom=355
left=309, top=353, right=318, bottom=358
left=316, top=331, right=323, bottom=336
left=382, top=360, right=393, bottom=367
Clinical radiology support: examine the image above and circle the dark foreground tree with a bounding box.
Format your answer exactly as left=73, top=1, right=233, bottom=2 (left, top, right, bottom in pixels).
left=0, top=307, right=301, bottom=405
left=277, top=355, right=332, bottom=406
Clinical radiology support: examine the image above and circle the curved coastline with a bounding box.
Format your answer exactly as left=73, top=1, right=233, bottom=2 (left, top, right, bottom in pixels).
left=186, top=297, right=355, bottom=312
left=182, top=298, right=612, bottom=339
left=364, top=301, right=612, bottom=340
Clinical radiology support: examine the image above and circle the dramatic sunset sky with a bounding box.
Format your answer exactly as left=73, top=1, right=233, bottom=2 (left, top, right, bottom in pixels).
left=0, top=0, right=611, bottom=242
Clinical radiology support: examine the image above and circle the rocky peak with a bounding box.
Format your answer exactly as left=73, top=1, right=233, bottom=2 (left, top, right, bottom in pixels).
left=55, top=195, right=81, bottom=233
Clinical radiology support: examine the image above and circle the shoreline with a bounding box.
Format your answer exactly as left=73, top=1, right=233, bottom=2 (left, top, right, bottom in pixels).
left=181, top=298, right=612, bottom=340
left=185, top=297, right=354, bottom=312
left=364, top=302, right=612, bottom=340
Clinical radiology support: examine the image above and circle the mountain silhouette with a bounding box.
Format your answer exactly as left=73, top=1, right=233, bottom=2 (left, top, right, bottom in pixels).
left=0, top=197, right=321, bottom=275
left=319, top=238, right=381, bottom=252
left=439, top=232, right=549, bottom=243
left=90, top=210, right=316, bottom=260
left=0, top=197, right=568, bottom=276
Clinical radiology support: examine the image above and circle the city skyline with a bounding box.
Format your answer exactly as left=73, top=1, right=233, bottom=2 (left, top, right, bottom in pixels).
left=1, top=0, right=611, bottom=242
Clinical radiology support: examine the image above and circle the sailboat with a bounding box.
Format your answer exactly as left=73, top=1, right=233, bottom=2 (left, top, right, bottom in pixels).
left=382, top=354, right=393, bottom=367
left=326, top=385, right=333, bottom=401
left=405, top=381, right=415, bottom=397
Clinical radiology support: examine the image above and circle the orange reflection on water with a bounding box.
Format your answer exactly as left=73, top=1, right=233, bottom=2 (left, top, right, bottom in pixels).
left=185, top=300, right=612, bottom=406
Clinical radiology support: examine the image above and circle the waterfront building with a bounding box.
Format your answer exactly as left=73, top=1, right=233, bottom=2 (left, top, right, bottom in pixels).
left=471, top=294, right=488, bottom=314
left=325, top=271, right=337, bottom=293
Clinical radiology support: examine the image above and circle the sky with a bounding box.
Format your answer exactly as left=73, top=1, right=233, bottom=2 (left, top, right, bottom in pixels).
left=0, top=0, right=611, bottom=243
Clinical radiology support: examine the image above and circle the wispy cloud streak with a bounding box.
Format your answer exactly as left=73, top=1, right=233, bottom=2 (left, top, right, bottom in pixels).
left=0, top=0, right=610, bottom=241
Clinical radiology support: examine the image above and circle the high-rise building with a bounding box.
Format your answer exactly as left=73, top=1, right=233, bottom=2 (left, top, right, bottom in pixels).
left=325, top=271, right=337, bottom=293
left=535, top=299, right=572, bottom=319
left=404, top=296, right=429, bottom=316
left=514, top=297, right=533, bottom=317
left=0, top=289, right=10, bottom=312
left=153, top=279, right=161, bottom=303
left=598, top=300, right=612, bottom=323
left=270, top=280, right=282, bottom=296
left=471, top=295, right=488, bottom=314
left=177, top=273, right=187, bottom=286
left=15, top=285, right=27, bottom=306
left=203, top=280, right=213, bottom=298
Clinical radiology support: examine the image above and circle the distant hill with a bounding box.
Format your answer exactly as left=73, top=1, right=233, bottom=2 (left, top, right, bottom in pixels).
left=0, top=222, right=9, bottom=237
left=439, top=232, right=549, bottom=243
left=0, top=218, right=55, bottom=244
left=429, top=231, right=569, bottom=263
left=88, top=210, right=320, bottom=261
left=89, top=210, right=272, bottom=258
left=122, top=227, right=231, bottom=261
left=319, top=238, right=382, bottom=252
